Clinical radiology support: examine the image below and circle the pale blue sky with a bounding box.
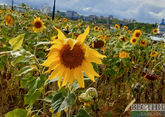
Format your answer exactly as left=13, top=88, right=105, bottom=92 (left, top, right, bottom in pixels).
left=0, top=0, right=165, bottom=23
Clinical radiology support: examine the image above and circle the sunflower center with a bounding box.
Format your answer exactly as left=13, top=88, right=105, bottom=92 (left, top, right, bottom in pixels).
left=141, top=41, right=145, bottom=44
left=34, top=21, right=42, bottom=28
left=60, top=44, right=84, bottom=69
left=132, top=39, right=136, bottom=42
left=135, top=32, right=140, bottom=37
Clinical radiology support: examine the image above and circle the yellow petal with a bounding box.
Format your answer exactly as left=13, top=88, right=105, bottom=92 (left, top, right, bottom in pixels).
left=48, top=64, right=64, bottom=80
left=77, top=26, right=89, bottom=44
left=82, top=61, right=99, bottom=78
left=54, top=27, right=66, bottom=40
left=66, top=38, right=75, bottom=50
left=46, top=58, right=60, bottom=73
left=85, top=56, right=102, bottom=64
left=87, top=48, right=106, bottom=58
left=62, top=68, right=70, bottom=87
left=73, top=67, right=84, bottom=88
left=41, top=54, right=59, bottom=66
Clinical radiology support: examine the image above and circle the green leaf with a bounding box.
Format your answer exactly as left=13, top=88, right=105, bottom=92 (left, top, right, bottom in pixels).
left=51, top=88, right=76, bottom=114
left=9, top=34, right=25, bottom=51
left=76, top=109, right=90, bottom=117
left=5, top=109, right=27, bottom=117
left=24, top=90, right=41, bottom=105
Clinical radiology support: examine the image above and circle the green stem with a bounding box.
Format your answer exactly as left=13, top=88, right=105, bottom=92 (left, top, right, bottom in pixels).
left=67, top=86, right=71, bottom=117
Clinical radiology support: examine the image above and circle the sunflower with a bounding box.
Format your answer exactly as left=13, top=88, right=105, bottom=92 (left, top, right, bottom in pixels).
left=33, top=17, right=46, bottom=33
left=130, top=37, right=138, bottom=45
left=120, top=36, right=128, bottom=42
left=62, top=18, right=68, bottom=22
left=119, top=51, right=130, bottom=58
left=114, top=24, right=120, bottom=29
left=144, top=74, right=159, bottom=81
left=150, top=51, right=159, bottom=57
left=133, top=30, right=142, bottom=38
left=4, top=14, right=14, bottom=26
left=128, top=30, right=132, bottom=35
left=123, top=26, right=128, bottom=30
left=91, top=40, right=105, bottom=49
left=94, top=26, right=99, bottom=31
left=153, top=28, right=158, bottom=34
left=42, top=26, right=106, bottom=88
left=140, top=39, right=147, bottom=47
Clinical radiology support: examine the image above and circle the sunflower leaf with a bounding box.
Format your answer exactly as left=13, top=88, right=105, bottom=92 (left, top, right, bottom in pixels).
left=51, top=88, right=76, bottom=114
left=5, top=109, right=27, bottom=117
left=9, top=33, right=25, bottom=51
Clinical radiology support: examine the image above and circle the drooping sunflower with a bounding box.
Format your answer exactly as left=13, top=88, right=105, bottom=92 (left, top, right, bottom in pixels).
left=4, top=14, right=14, bottom=26
left=114, top=24, right=120, bottom=29
left=153, top=28, right=158, bottom=34
left=130, top=37, right=138, bottom=45
left=42, top=26, right=106, bottom=88
left=133, top=30, right=142, bottom=38
left=33, top=17, right=46, bottom=33
left=150, top=51, right=159, bottom=57
left=94, top=26, right=99, bottom=31
left=140, top=39, right=147, bottom=47
left=119, top=51, right=130, bottom=58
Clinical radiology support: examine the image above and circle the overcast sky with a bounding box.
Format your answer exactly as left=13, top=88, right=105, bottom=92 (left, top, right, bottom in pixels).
left=1, top=0, right=165, bottom=23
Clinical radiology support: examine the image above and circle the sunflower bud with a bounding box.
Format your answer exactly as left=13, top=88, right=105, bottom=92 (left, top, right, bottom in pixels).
left=79, top=93, right=92, bottom=102
left=85, top=87, right=98, bottom=99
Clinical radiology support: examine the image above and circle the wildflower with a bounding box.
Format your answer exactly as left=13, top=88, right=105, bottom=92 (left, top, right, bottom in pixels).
left=130, top=37, right=138, bottom=45
left=133, top=30, right=142, bottom=38
left=119, top=51, right=130, bottom=58
left=42, top=26, right=106, bottom=88
left=4, top=14, right=14, bottom=26
left=33, top=17, right=46, bottom=33
left=140, top=39, right=147, bottom=47
left=94, top=26, right=99, bottom=31
left=150, top=51, right=159, bottom=57
left=114, top=24, right=120, bottom=29
left=153, top=28, right=158, bottom=34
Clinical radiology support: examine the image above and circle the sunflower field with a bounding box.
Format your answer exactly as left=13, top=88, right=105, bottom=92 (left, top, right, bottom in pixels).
left=0, top=6, right=165, bottom=117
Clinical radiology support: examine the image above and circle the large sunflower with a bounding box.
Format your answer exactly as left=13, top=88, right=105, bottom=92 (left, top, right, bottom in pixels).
left=33, top=17, right=46, bottom=33
left=42, top=26, right=106, bottom=88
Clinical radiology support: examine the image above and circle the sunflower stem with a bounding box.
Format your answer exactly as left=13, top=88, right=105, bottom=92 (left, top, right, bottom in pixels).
left=67, top=86, right=71, bottom=117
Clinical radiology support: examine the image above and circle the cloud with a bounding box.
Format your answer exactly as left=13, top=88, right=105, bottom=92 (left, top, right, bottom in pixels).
left=0, top=0, right=165, bottom=23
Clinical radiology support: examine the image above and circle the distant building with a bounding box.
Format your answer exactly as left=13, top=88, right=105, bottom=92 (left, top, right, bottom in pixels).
left=40, top=4, right=51, bottom=14
left=65, top=10, right=80, bottom=20
left=158, top=19, right=165, bottom=34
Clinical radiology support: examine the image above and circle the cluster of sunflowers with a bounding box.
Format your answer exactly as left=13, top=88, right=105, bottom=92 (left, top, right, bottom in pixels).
left=0, top=7, right=165, bottom=117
